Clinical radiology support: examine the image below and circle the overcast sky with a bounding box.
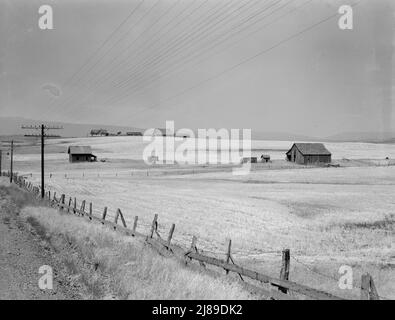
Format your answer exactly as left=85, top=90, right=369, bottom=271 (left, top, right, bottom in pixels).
left=0, top=0, right=394, bottom=137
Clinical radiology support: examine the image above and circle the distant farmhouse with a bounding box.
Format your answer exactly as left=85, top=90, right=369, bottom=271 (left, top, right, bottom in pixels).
left=241, top=157, right=257, bottom=164
left=126, top=131, right=143, bottom=136
left=144, top=128, right=174, bottom=137
left=261, top=154, right=270, bottom=163
left=90, top=129, right=109, bottom=136
left=68, top=146, right=97, bottom=163
left=286, top=143, right=331, bottom=165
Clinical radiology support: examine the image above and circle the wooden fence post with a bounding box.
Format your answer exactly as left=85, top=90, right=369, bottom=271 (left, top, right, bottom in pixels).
left=361, top=273, right=379, bottom=300
left=225, top=238, right=232, bottom=274
left=150, top=214, right=158, bottom=238
left=190, top=236, right=197, bottom=251
left=186, top=236, right=205, bottom=267
left=185, top=236, right=197, bottom=265
left=102, top=207, right=107, bottom=224
left=369, top=275, right=379, bottom=300
left=361, top=274, right=370, bottom=300
left=73, top=197, right=77, bottom=214
left=114, top=209, right=119, bottom=228
left=102, top=207, right=107, bottom=220
left=279, top=249, right=290, bottom=294
left=60, top=194, right=65, bottom=210
left=167, top=223, right=175, bottom=247
left=114, top=208, right=127, bottom=228
left=132, top=216, right=138, bottom=235
left=68, top=197, right=72, bottom=213
left=89, top=202, right=93, bottom=219
left=80, top=200, right=85, bottom=215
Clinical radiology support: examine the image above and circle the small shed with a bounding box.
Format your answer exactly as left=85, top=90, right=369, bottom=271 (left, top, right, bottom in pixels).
left=261, top=154, right=270, bottom=163
left=286, top=143, right=331, bottom=165
left=68, top=146, right=97, bottom=163
left=241, top=157, right=257, bottom=164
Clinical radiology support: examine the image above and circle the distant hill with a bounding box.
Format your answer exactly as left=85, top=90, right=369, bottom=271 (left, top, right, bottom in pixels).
left=0, top=117, right=143, bottom=138
left=1, top=117, right=393, bottom=143
left=251, top=131, right=318, bottom=142
left=325, top=131, right=395, bottom=143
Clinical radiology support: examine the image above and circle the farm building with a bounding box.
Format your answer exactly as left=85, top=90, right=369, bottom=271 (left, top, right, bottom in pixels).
left=144, top=128, right=174, bottom=137
left=286, top=143, right=331, bottom=165
left=241, top=157, right=257, bottom=164
left=261, top=154, right=270, bottom=163
left=68, top=146, right=97, bottom=163
left=126, top=131, right=143, bottom=136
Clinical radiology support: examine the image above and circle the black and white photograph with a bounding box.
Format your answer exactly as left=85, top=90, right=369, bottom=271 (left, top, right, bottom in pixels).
left=0, top=0, right=394, bottom=307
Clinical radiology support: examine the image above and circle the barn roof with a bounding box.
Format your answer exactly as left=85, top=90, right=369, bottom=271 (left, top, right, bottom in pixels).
left=68, top=146, right=93, bottom=155
left=286, top=143, right=331, bottom=156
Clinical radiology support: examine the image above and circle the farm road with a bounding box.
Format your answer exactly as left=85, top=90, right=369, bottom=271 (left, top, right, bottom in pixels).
left=0, top=180, right=80, bottom=299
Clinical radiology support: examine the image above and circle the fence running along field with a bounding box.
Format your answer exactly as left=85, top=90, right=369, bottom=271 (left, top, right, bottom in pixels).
left=2, top=171, right=386, bottom=301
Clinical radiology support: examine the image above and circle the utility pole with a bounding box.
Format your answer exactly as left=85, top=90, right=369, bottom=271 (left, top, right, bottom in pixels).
left=1, top=140, right=17, bottom=183
left=41, top=125, right=44, bottom=199
left=10, top=140, right=13, bottom=183
left=22, top=124, right=63, bottom=198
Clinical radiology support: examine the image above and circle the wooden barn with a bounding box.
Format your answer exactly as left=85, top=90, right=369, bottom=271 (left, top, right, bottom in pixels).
left=286, top=143, right=331, bottom=165
left=68, top=146, right=97, bottom=163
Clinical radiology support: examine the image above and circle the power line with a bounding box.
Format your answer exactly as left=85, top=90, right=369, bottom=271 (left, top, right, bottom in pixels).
left=105, top=0, right=272, bottom=98
left=64, top=0, right=306, bottom=114
left=55, top=0, right=230, bottom=116
left=116, top=0, right=361, bottom=122
left=41, top=0, right=147, bottom=116
left=41, top=0, right=150, bottom=115
left=95, top=0, right=247, bottom=90
left=79, top=0, right=185, bottom=89
left=89, top=0, right=203, bottom=87
left=52, top=0, right=186, bottom=115
left=103, top=0, right=287, bottom=106
left=58, top=0, right=162, bottom=109
left=62, top=0, right=146, bottom=87
left=61, top=0, right=273, bottom=116
left=45, top=0, right=358, bottom=125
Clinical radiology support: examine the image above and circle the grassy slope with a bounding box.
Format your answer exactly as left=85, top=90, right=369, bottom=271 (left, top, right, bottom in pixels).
left=15, top=199, right=255, bottom=300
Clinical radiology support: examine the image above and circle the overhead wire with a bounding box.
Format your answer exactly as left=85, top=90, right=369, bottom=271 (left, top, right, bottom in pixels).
left=113, top=0, right=361, bottom=122
left=57, top=0, right=243, bottom=116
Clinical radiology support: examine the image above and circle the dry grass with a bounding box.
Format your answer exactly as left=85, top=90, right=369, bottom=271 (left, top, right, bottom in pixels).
left=0, top=184, right=40, bottom=208
left=5, top=136, right=395, bottom=300
left=12, top=164, right=395, bottom=299
left=19, top=205, right=255, bottom=300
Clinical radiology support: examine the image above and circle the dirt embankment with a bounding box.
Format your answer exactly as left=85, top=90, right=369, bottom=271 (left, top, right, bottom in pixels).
left=0, top=182, right=82, bottom=300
